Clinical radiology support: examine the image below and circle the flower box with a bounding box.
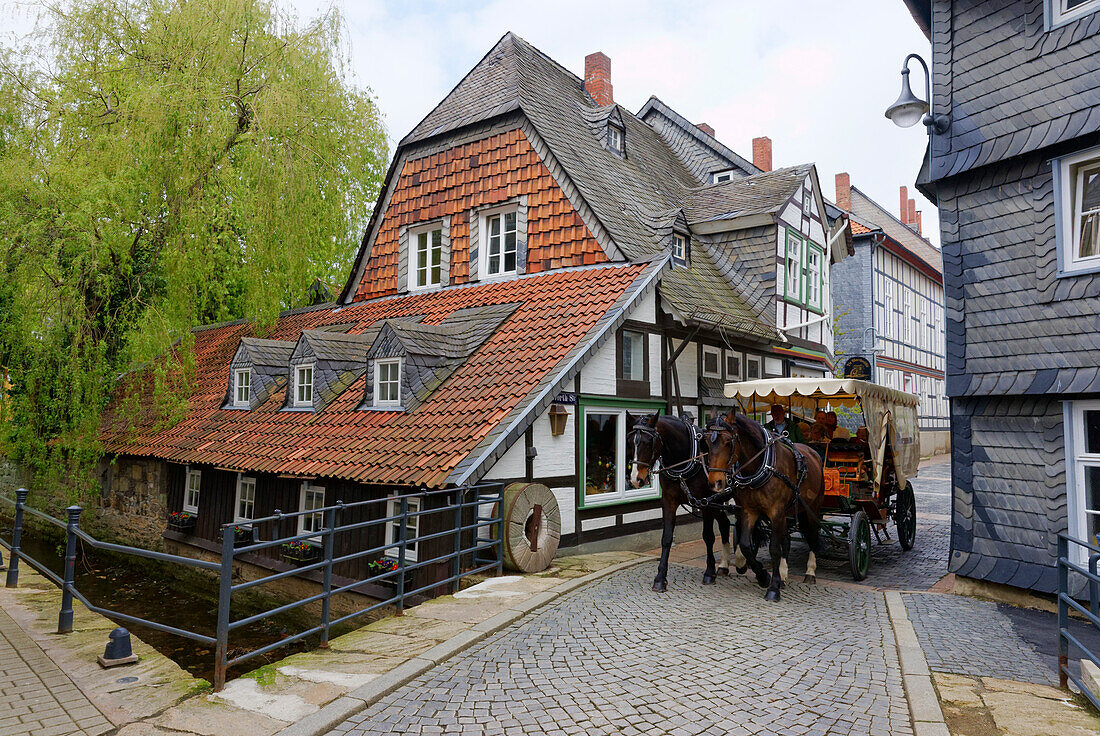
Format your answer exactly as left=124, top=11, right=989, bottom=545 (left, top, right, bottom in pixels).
left=281, top=541, right=320, bottom=566
left=228, top=525, right=256, bottom=548
left=167, top=512, right=196, bottom=533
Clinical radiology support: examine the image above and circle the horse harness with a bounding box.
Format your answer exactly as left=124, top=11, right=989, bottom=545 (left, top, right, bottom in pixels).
left=703, top=420, right=808, bottom=514
left=628, top=416, right=708, bottom=499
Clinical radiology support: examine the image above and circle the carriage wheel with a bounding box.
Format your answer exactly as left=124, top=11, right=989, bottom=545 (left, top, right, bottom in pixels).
left=848, top=511, right=871, bottom=581
left=895, top=481, right=917, bottom=551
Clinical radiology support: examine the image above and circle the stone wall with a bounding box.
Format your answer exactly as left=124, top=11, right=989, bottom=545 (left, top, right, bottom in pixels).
left=94, top=456, right=169, bottom=550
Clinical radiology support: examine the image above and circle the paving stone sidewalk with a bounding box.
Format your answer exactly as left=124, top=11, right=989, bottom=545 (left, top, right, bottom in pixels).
left=0, top=606, right=113, bottom=736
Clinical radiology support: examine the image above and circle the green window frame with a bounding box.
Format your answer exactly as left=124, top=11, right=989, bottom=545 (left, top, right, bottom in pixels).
left=784, top=230, right=804, bottom=303
left=578, top=396, right=664, bottom=509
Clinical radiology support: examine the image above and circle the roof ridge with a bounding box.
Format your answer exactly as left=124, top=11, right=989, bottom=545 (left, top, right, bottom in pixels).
left=691, top=162, right=813, bottom=194
left=637, top=95, right=760, bottom=175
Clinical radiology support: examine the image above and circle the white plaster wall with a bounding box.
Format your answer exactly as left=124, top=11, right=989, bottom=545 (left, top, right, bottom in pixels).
left=580, top=337, right=616, bottom=395
left=632, top=288, right=657, bottom=324
left=532, top=405, right=575, bottom=478
left=553, top=487, right=576, bottom=535
left=673, top=340, right=698, bottom=398
left=582, top=516, right=616, bottom=532
left=482, top=437, right=527, bottom=480
left=622, top=508, right=662, bottom=524
left=648, top=333, right=663, bottom=397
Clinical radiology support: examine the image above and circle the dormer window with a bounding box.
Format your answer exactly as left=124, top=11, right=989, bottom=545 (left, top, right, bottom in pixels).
left=483, top=210, right=518, bottom=278
left=607, top=125, right=623, bottom=154
left=373, top=358, right=402, bottom=407
left=294, top=364, right=314, bottom=407
left=234, top=369, right=251, bottom=408
left=713, top=169, right=735, bottom=184
left=672, top=233, right=688, bottom=263
left=409, top=226, right=443, bottom=291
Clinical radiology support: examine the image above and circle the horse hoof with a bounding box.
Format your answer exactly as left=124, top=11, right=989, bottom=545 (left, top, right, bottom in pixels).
left=755, top=572, right=771, bottom=589
left=717, top=567, right=730, bottom=577
left=804, top=575, right=816, bottom=584
left=765, top=589, right=781, bottom=602
left=702, top=574, right=716, bottom=585
left=735, top=565, right=748, bottom=575
left=652, top=580, right=667, bottom=593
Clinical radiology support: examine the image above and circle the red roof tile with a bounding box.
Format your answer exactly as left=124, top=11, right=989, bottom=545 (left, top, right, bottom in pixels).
left=102, top=263, right=647, bottom=487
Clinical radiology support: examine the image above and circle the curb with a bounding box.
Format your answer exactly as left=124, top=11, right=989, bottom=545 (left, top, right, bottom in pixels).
left=885, top=590, right=951, bottom=736
left=273, top=556, right=651, bottom=736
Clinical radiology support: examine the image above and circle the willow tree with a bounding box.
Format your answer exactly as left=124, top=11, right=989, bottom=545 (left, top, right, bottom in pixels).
left=0, top=0, right=388, bottom=492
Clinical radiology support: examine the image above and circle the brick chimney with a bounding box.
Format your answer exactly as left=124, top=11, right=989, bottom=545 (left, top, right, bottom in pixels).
left=908, top=198, right=916, bottom=227
left=752, top=136, right=772, bottom=172
left=835, top=172, right=851, bottom=211
left=899, top=186, right=909, bottom=224
left=696, top=122, right=715, bottom=137
left=584, top=52, right=613, bottom=106
left=915, top=211, right=923, bottom=235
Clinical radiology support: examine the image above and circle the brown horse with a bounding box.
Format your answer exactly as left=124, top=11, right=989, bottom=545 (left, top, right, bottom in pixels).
left=706, top=408, right=825, bottom=602
left=627, top=413, right=731, bottom=592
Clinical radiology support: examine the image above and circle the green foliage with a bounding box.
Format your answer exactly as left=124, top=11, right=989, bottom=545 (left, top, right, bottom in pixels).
left=0, top=0, right=388, bottom=494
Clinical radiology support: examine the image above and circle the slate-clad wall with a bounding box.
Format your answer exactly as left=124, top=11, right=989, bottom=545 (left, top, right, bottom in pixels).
left=832, top=239, right=872, bottom=365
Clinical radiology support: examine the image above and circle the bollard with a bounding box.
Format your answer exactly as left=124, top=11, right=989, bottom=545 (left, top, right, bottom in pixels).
left=98, top=627, right=139, bottom=668
left=58, top=505, right=81, bottom=634
left=5, top=488, right=28, bottom=588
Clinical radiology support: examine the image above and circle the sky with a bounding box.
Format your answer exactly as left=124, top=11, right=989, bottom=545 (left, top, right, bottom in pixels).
left=1, top=0, right=939, bottom=244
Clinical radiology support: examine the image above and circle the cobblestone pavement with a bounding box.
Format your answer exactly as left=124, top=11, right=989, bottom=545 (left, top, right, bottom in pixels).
left=0, top=607, right=113, bottom=736
left=332, top=563, right=912, bottom=736
left=903, top=593, right=1059, bottom=686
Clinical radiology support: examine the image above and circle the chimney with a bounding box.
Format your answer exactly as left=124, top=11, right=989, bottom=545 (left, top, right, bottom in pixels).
left=752, top=136, right=772, bottom=172
left=899, top=186, right=909, bottom=224
left=696, top=122, right=715, bottom=137
left=908, top=198, right=917, bottom=227
left=915, top=211, right=923, bottom=235
left=835, top=172, right=851, bottom=211
left=584, top=52, right=613, bottom=106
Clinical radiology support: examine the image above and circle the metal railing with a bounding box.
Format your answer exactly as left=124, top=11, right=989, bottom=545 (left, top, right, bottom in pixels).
left=0, top=483, right=505, bottom=692
left=1057, top=533, right=1100, bottom=709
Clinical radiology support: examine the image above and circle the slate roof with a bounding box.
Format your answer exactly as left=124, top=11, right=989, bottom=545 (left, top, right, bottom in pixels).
left=684, top=165, right=813, bottom=225
left=636, top=96, right=759, bottom=184
left=848, top=186, right=942, bottom=275
left=238, top=338, right=296, bottom=368
left=102, top=262, right=659, bottom=487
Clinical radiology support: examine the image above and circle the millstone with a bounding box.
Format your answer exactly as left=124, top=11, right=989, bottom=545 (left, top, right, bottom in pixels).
left=497, top=482, right=561, bottom=572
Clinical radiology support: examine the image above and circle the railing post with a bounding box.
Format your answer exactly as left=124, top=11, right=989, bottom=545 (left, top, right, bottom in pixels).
left=496, top=484, right=505, bottom=574
left=57, top=505, right=81, bottom=634
left=1089, top=553, right=1099, bottom=619
left=5, top=488, right=27, bottom=588
left=319, top=505, right=337, bottom=648
left=451, top=490, right=463, bottom=594
left=1058, top=535, right=1069, bottom=690
left=396, top=496, right=408, bottom=614
left=213, top=526, right=234, bottom=693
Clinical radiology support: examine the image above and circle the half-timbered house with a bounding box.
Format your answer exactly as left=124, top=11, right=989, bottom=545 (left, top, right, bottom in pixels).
left=99, top=33, right=851, bottom=585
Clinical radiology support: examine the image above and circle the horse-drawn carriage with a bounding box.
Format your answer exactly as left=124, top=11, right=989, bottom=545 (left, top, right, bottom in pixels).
left=723, top=377, right=921, bottom=581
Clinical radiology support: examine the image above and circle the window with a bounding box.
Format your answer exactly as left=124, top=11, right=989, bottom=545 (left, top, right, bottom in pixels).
left=580, top=405, right=659, bottom=507
left=1057, top=147, right=1100, bottom=274
left=298, top=483, right=325, bottom=536
left=621, top=331, right=646, bottom=382
left=725, top=350, right=742, bottom=381
left=235, top=475, right=256, bottom=522
left=805, top=246, right=823, bottom=311
left=294, top=364, right=313, bottom=407
left=184, top=467, right=201, bottom=514
left=484, top=210, right=518, bottom=278
left=712, top=169, right=735, bottom=184
left=701, top=345, right=721, bottom=379
left=746, top=355, right=761, bottom=380
left=672, top=233, right=687, bottom=262
left=409, top=227, right=443, bottom=290
left=785, top=231, right=803, bottom=302
left=903, top=292, right=914, bottom=342
left=1048, top=0, right=1100, bottom=27
left=385, top=496, right=420, bottom=561
left=1069, top=401, right=1100, bottom=564
left=374, top=358, right=402, bottom=407
left=234, top=369, right=251, bottom=407
left=607, top=125, right=623, bottom=153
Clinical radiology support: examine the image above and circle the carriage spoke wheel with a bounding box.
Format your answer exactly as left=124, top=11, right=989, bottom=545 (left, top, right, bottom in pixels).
left=848, top=510, right=871, bottom=581
left=895, top=481, right=917, bottom=551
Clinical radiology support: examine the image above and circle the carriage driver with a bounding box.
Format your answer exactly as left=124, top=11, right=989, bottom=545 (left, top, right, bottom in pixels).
left=764, top=404, right=805, bottom=444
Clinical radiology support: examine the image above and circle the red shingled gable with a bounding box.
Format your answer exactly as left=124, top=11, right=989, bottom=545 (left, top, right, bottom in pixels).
left=354, top=128, right=608, bottom=301
left=102, top=263, right=647, bottom=487
left=850, top=220, right=873, bottom=235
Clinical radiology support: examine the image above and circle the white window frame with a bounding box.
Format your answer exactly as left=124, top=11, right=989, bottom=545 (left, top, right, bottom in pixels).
left=373, top=358, right=402, bottom=407
left=712, top=169, right=735, bottom=184
left=672, top=233, right=687, bottom=262
left=183, top=467, right=201, bottom=514
left=234, top=475, right=256, bottom=523
left=805, top=245, right=823, bottom=311
left=1068, top=400, right=1100, bottom=564
left=725, top=350, right=743, bottom=381
left=384, top=496, right=420, bottom=562
left=234, top=368, right=251, bottom=408
left=1048, top=0, right=1100, bottom=28
left=298, top=482, right=325, bottom=537
left=746, top=355, right=762, bottom=380
left=579, top=405, right=659, bottom=508
left=621, top=330, right=646, bottom=382
left=1056, top=145, right=1100, bottom=275
left=701, top=345, right=722, bottom=379
left=408, top=224, right=444, bottom=291
left=785, top=231, right=803, bottom=302
left=480, top=206, right=519, bottom=279
left=294, top=364, right=314, bottom=407
left=607, top=125, right=623, bottom=153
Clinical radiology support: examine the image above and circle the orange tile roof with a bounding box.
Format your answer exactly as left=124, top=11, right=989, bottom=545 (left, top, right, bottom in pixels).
left=850, top=220, right=874, bottom=235
left=102, top=263, right=649, bottom=487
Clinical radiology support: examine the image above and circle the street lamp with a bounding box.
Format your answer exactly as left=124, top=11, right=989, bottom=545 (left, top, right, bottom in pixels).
left=885, top=54, right=949, bottom=134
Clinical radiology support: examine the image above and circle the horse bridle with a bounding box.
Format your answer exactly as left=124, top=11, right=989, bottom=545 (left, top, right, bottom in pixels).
left=628, top=416, right=706, bottom=480
left=706, top=417, right=778, bottom=489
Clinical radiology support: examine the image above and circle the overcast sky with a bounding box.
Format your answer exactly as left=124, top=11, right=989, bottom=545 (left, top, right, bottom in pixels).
left=2, top=0, right=939, bottom=244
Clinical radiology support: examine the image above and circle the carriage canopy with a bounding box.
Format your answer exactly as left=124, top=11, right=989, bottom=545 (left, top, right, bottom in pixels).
left=723, top=377, right=921, bottom=489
